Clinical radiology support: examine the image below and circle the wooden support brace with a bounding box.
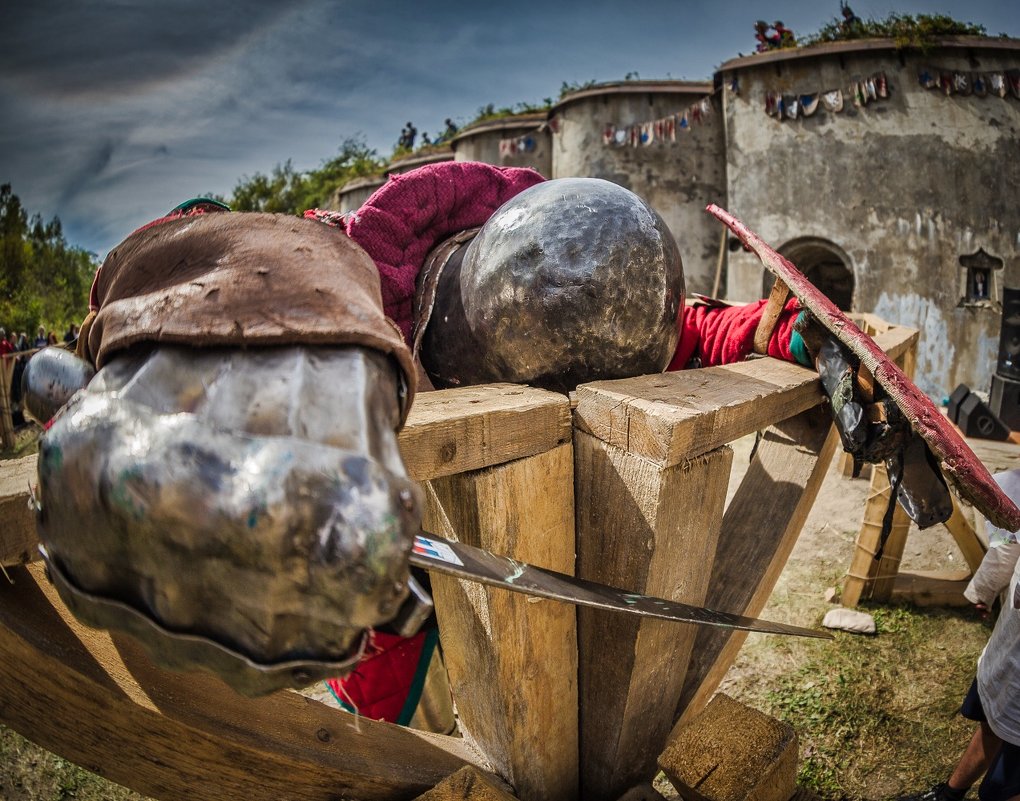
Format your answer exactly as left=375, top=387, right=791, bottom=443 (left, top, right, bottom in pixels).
left=841, top=461, right=911, bottom=607
left=673, top=404, right=839, bottom=728
left=754, top=278, right=791, bottom=356
left=574, top=431, right=733, bottom=801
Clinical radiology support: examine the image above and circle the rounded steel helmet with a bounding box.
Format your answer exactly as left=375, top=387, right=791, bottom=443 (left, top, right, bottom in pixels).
left=420, top=178, right=685, bottom=393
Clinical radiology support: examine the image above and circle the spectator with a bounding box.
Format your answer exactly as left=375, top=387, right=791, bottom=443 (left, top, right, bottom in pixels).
left=34, top=326, right=47, bottom=349
left=897, top=469, right=1020, bottom=801
left=0, top=328, right=13, bottom=357
left=47, top=331, right=58, bottom=346
left=17, top=333, right=29, bottom=351
left=442, top=118, right=458, bottom=140
left=63, top=323, right=79, bottom=344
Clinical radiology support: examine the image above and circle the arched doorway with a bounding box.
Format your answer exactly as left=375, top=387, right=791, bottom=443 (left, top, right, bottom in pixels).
left=763, top=238, right=855, bottom=311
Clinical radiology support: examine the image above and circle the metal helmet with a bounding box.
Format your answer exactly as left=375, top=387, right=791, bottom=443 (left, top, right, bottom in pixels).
left=419, top=178, right=685, bottom=393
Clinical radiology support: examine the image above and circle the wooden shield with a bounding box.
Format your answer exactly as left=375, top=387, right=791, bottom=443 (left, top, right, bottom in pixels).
left=708, top=203, right=1020, bottom=532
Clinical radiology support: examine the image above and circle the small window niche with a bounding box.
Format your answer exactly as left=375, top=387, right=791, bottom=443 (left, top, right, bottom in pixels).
left=959, top=248, right=1002, bottom=308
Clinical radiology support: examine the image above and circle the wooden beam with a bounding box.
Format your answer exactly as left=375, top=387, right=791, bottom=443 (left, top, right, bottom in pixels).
left=574, top=431, right=732, bottom=801
left=673, top=405, right=839, bottom=728
left=0, top=563, right=481, bottom=801
left=890, top=570, right=973, bottom=607
left=400, top=383, right=571, bottom=481
left=573, top=359, right=824, bottom=468
left=424, top=443, right=579, bottom=801
left=1, top=453, right=38, bottom=566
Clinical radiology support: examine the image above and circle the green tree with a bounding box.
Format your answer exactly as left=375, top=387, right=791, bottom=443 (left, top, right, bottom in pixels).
left=225, top=137, right=385, bottom=215
left=0, top=184, right=97, bottom=337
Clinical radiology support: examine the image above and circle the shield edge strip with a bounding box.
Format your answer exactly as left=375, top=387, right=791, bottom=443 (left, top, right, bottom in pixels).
left=707, top=203, right=1020, bottom=532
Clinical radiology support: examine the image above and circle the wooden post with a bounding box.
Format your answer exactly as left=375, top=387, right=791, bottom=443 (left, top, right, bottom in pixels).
left=575, top=433, right=732, bottom=800
left=673, top=404, right=839, bottom=727
left=569, top=356, right=825, bottom=801
left=423, top=443, right=579, bottom=801
left=1, top=454, right=40, bottom=566
left=0, top=355, right=16, bottom=451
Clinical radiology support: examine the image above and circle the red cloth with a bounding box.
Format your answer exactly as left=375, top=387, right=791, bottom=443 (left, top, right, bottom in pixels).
left=0, top=339, right=13, bottom=357
left=326, top=629, right=429, bottom=723
left=338, top=162, right=545, bottom=344
left=669, top=298, right=802, bottom=371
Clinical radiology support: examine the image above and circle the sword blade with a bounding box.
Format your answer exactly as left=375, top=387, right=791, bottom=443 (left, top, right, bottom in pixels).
left=410, top=533, right=830, bottom=639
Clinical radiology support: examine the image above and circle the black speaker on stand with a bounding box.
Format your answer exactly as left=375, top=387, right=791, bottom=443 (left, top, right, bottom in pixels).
left=990, top=287, right=1020, bottom=431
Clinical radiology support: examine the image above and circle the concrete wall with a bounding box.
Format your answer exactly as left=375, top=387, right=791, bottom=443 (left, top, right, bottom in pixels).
left=550, top=81, right=727, bottom=294
left=451, top=113, right=552, bottom=177
left=331, top=175, right=386, bottom=214
left=720, top=38, right=1020, bottom=398
left=385, top=149, right=455, bottom=176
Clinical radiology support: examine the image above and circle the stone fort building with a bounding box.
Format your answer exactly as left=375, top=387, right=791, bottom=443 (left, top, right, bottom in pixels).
left=333, top=36, right=1020, bottom=401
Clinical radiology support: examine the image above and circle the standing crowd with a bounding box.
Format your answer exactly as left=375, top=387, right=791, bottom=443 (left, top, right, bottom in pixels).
left=0, top=322, right=79, bottom=426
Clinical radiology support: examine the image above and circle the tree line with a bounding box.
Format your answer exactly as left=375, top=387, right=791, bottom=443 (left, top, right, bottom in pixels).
left=0, top=183, right=96, bottom=338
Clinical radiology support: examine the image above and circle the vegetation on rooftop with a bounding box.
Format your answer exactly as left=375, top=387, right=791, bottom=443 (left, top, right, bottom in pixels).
left=801, top=10, right=991, bottom=50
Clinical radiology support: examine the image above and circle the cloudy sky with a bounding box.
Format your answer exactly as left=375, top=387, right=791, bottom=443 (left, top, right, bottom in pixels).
left=1, top=0, right=1016, bottom=257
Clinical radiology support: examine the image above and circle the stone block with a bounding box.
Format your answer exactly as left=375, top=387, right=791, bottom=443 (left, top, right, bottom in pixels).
left=658, top=693, right=798, bottom=801
left=413, top=765, right=518, bottom=800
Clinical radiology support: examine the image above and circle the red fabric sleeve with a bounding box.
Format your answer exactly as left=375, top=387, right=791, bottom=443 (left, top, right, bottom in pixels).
left=668, top=298, right=803, bottom=371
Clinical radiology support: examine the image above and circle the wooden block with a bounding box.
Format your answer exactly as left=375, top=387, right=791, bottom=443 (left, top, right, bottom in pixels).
left=675, top=406, right=838, bottom=726
left=1, top=453, right=39, bottom=566
left=0, top=563, right=482, bottom=801
left=890, top=570, right=973, bottom=607
left=400, top=383, right=571, bottom=481
left=659, top=694, right=797, bottom=801
left=413, top=766, right=518, bottom=800
left=575, top=432, right=732, bottom=801
left=424, top=443, right=578, bottom=801
left=573, top=359, right=823, bottom=468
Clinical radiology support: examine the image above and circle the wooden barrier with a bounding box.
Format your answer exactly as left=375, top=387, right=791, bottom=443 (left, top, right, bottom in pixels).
left=0, top=323, right=917, bottom=800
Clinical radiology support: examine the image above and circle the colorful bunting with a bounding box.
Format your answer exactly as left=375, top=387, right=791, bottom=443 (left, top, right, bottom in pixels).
left=919, top=68, right=1020, bottom=101
left=763, top=72, right=888, bottom=121
left=498, top=134, right=537, bottom=157
left=601, top=96, right=716, bottom=148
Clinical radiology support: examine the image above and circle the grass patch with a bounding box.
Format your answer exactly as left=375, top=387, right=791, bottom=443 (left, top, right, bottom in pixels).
left=750, top=604, right=992, bottom=799
left=1, top=725, right=148, bottom=801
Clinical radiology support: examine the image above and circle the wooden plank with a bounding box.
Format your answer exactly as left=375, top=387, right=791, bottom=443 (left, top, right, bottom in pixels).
left=399, top=383, right=571, bottom=481
left=573, top=359, right=824, bottom=469
left=0, top=563, right=481, bottom=801
left=574, top=431, right=732, bottom=801
left=1, top=453, right=38, bottom=566
left=673, top=405, right=839, bottom=728
left=424, top=443, right=578, bottom=801
left=841, top=462, right=911, bottom=607
left=890, top=570, right=972, bottom=607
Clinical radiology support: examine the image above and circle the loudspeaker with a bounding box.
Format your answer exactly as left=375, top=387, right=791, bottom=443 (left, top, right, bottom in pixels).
left=991, top=373, right=1020, bottom=431
left=947, top=384, right=971, bottom=425
left=957, top=392, right=1010, bottom=440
